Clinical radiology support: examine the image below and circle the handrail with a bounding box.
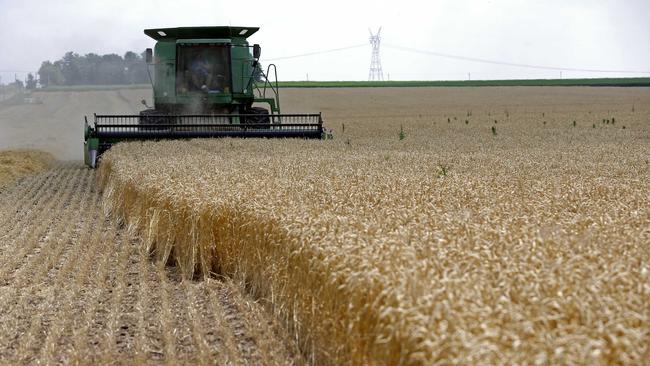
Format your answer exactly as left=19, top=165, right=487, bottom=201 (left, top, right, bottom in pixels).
left=252, top=63, right=281, bottom=113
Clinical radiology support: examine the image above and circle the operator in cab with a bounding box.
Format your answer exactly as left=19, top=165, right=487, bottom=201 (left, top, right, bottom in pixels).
left=189, top=51, right=225, bottom=94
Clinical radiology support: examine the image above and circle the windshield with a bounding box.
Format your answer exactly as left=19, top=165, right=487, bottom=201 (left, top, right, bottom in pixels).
left=176, top=44, right=231, bottom=94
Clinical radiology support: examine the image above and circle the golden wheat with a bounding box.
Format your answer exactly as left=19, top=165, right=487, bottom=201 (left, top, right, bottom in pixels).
left=99, top=87, right=650, bottom=365
left=0, top=149, right=54, bottom=187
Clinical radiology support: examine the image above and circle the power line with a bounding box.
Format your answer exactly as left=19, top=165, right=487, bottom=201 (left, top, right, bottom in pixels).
left=0, top=70, right=34, bottom=73
left=384, top=44, right=650, bottom=74
left=262, top=44, right=367, bottom=61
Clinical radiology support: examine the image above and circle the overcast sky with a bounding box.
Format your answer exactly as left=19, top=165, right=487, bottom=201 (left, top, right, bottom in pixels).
left=1, top=0, right=649, bottom=82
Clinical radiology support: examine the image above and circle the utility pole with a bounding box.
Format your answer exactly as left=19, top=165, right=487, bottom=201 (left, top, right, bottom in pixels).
left=368, top=27, right=384, bottom=81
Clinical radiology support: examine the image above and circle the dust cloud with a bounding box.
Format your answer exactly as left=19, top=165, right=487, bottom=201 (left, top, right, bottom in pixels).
left=0, top=88, right=152, bottom=160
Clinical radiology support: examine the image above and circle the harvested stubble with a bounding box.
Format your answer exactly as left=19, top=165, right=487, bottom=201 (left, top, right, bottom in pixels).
left=0, top=163, right=301, bottom=365
left=99, top=130, right=650, bottom=365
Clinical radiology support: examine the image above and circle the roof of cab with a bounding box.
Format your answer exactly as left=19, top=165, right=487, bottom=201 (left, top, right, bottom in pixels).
left=144, top=26, right=259, bottom=40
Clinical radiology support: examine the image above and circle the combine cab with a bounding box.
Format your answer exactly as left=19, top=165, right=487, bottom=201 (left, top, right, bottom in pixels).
left=84, top=26, right=324, bottom=168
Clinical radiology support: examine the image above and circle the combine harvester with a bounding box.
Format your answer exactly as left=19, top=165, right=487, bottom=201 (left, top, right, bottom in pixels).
left=84, top=26, right=324, bottom=167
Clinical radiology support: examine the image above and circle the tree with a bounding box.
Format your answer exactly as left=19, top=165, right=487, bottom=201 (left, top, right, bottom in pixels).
left=124, top=51, right=146, bottom=84
left=96, top=54, right=124, bottom=84
left=60, top=52, right=83, bottom=85
left=124, top=51, right=138, bottom=62
left=38, top=61, right=65, bottom=87
left=83, top=53, right=102, bottom=84
left=37, top=50, right=156, bottom=86
left=26, top=73, right=37, bottom=89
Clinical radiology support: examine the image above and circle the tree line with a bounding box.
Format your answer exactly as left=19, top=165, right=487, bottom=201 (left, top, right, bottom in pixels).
left=37, top=51, right=150, bottom=87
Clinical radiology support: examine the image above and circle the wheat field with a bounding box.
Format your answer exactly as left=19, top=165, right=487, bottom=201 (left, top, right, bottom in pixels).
left=1, top=86, right=648, bottom=365
left=98, top=87, right=650, bottom=365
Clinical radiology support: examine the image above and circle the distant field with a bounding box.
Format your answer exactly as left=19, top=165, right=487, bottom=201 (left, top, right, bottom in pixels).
left=38, top=84, right=152, bottom=92
left=276, top=77, right=650, bottom=88
left=31, top=77, right=650, bottom=92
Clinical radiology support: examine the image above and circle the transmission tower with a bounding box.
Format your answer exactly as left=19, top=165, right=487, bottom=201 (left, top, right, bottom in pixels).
left=368, top=27, right=384, bottom=81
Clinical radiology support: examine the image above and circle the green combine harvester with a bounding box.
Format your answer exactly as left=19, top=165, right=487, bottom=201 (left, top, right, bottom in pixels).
left=84, top=26, right=324, bottom=168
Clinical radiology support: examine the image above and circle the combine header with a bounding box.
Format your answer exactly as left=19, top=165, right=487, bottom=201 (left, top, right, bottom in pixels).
left=84, top=26, right=324, bottom=168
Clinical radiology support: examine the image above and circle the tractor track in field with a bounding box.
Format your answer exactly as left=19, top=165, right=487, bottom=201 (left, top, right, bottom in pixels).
left=0, top=163, right=303, bottom=365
